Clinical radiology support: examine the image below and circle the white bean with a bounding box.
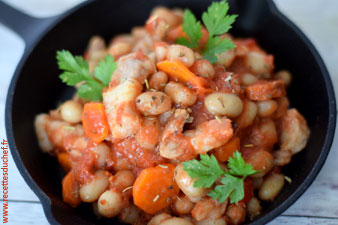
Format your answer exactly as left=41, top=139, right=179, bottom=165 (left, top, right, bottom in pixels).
left=241, top=73, right=258, bottom=86
left=251, top=118, right=277, bottom=148
left=149, top=71, right=168, bottom=91
left=217, top=49, right=235, bottom=68
left=110, top=170, right=135, bottom=190
left=34, top=114, right=53, bottom=152
left=174, top=163, right=207, bottom=202
left=225, top=203, right=246, bottom=225
left=204, top=92, right=243, bottom=117
left=247, top=197, right=262, bottom=219
left=148, top=213, right=172, bottom=225
left=257, top=100, right=278, bottom=117
left=191, top=197, right=227, bottom=221
left=79, top=170, right=110, bottom=202
left=165, top=82, right=197, bottom=107
left=60, top=100, right=83, bottom=123
left=245, top=151, right=274, bottom=178
left=90, top=143, right=110, bottom=169
left=136, top=91, right=172, bottom=115
left=275, top=70, right=292, bottom=86
left=191, top=59, right=215, bottom=79
left=107, top=42, right=132, bottom=57
left=167, top=45, right=195, bottom=67
left=161, top=217, right=193, bottom=225
left=173, top=195, right=195, bottom=215
left=245, top=51, right=269, bottom=75
left=259, top=173, right=285, bottom=201
left=97, top=190, right=123, bottom=218
left=236, top=100, right=257, bottom=128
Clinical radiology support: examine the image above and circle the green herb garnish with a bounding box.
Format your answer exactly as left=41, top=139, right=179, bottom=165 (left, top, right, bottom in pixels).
left=176, top=0, right=237, bottom=63
left=182, top=151, right=258, bottom=204
left=57, top=50, right=116, bottom=101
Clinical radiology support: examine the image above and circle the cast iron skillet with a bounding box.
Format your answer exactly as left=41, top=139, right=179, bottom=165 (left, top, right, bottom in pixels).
left=1, top=0, right=336, bottom=224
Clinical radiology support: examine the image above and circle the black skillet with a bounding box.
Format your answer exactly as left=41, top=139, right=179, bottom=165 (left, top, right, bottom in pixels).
left=1, top=0, right=336, bottom=224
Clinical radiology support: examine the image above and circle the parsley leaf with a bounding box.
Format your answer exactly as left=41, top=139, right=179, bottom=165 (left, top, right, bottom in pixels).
left=202, top=0, right=237, bottom=36
left=57, top=50, right=90, bottom=85
left=183, top=151, right=258, bottom=204
left=208, top=175, right=244, bottom=204
left=175, top=0, right=237, bottom=64
left=176, top=9, right=203, bottom=49
left=57, top=50, right=116, bottom=101
left=182, top=154, right=225, bottom=188
left=228, top=151, right=257, bottom=176
left=77, top=81, right=103, bottom=101
left=202, top=36, right=235, bottom=64
left=94, top=54, right=116, bottom=86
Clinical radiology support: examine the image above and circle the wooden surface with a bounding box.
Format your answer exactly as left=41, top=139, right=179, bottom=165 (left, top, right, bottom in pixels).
left=1, top=0, right=338, bottom=224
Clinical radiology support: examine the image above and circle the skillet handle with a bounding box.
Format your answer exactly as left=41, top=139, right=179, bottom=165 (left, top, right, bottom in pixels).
left=0, top=1, right=59, bottom=49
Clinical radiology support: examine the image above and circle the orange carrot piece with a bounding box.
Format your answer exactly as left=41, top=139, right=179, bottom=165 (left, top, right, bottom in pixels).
left=57, top=152, right=72, bottom=172
left=157, top=60, right=210, bottom=95
left=214, top=137, right=240, bottom=162
left=62, top=171, right=81, bottom=207
left=82, top=102, right=109, bottom=144
left=133, top=163, right=179, bottom=214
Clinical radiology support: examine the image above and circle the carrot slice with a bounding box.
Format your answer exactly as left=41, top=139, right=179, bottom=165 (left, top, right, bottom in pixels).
left=133, top=163, right=179, bottom=214
left=157, top=60, right=210, bottom=95
left=214, top=137, right=240, bottom=162
left=62, top=171, right=81, bottom=207
left=57, top=152, right=72, bottom=172
left=82, top=102, right=109, bottom=144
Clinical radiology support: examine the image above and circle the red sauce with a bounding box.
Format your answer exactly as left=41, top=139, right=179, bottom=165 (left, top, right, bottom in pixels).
left=113, top=137, right=167, bottom=168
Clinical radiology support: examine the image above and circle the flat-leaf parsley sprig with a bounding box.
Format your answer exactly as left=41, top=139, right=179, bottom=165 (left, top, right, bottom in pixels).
left=182, top=151, right=258, bottom=204
left=57, top=50, right=117, bottom=101
left=176, top=0, right=237, bottom=63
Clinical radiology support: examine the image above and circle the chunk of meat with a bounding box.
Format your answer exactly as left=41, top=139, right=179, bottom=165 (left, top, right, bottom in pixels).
left=135, top=117, right=161, bottom=150
left=159, top=109, right=196, bottom=161
left=109, top=51, right=156, bottom=87
left=186, top=118, right=233, bottom=155
left=214, top=72, right=241, bottom=95
left=245, top=80, right=286, bottom=101
left=103, top=79, right=142, bottom=141
left=274, top=109, right=310, bottom=166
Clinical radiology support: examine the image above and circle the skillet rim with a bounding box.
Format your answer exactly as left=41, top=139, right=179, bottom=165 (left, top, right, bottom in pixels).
left=5, top=1, right=336, bottom=224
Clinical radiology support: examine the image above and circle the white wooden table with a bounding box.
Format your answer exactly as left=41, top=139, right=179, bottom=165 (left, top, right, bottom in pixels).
left=1, top=0, right=338, bottom=224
